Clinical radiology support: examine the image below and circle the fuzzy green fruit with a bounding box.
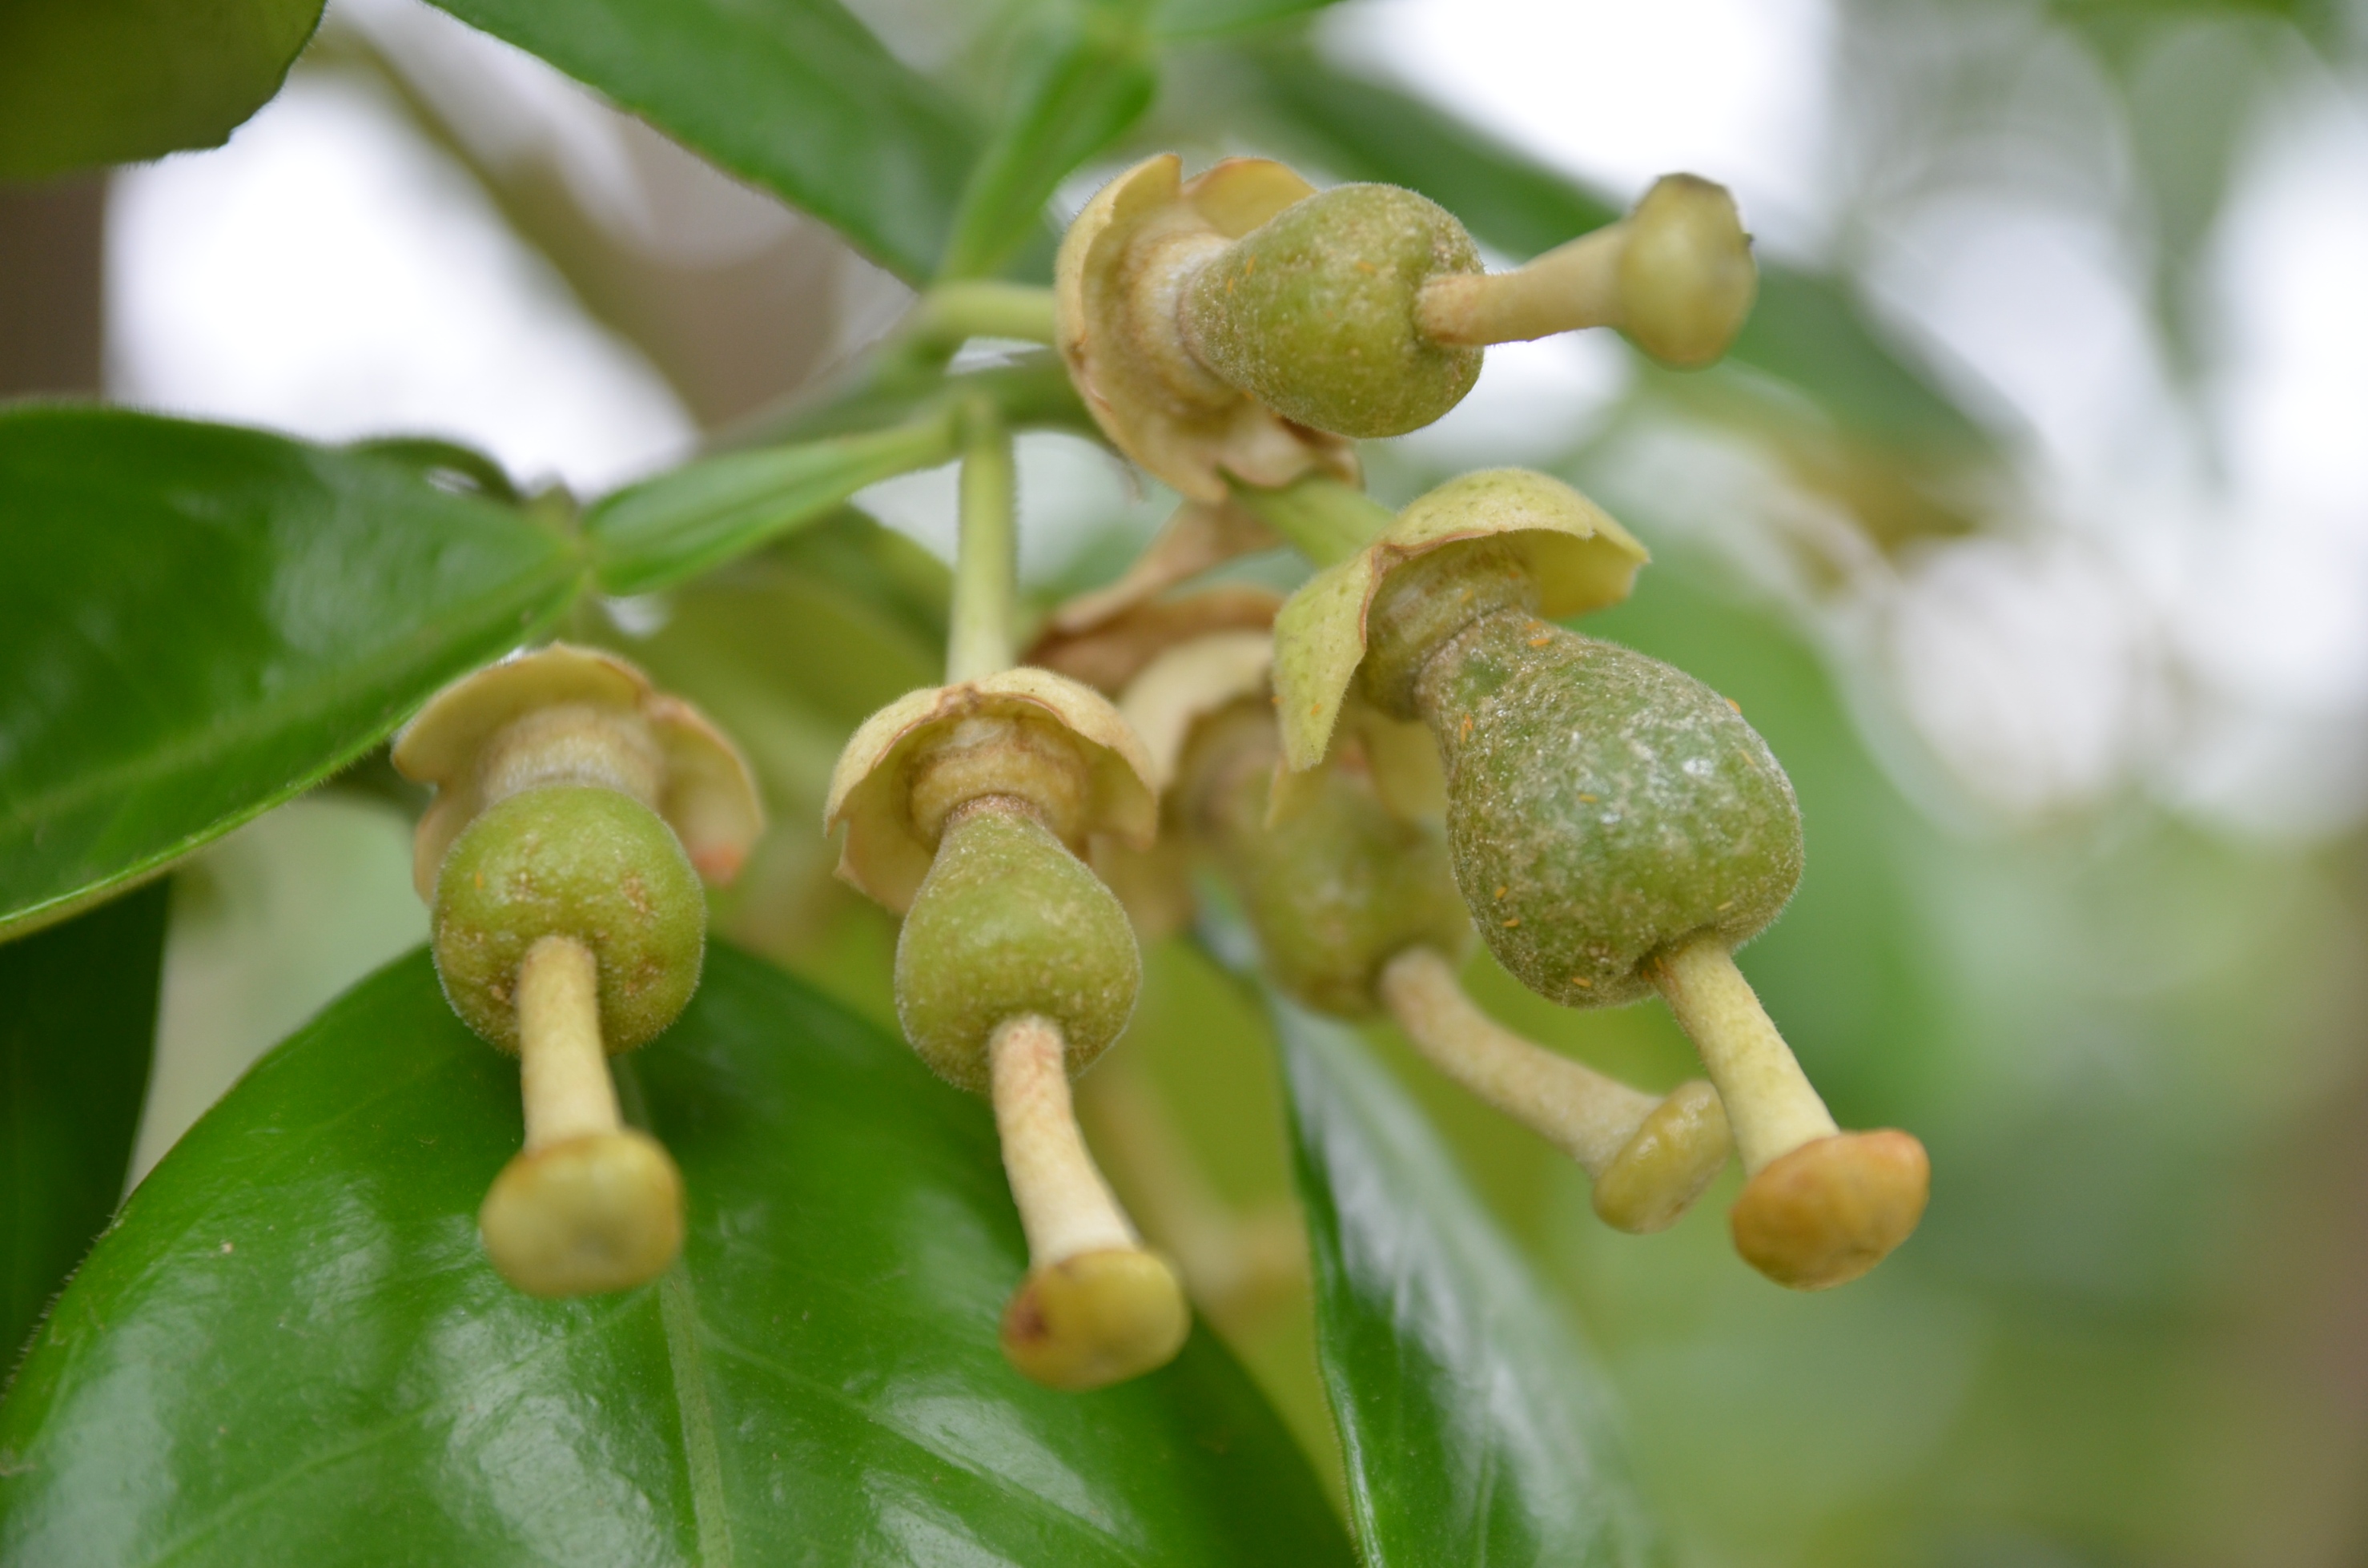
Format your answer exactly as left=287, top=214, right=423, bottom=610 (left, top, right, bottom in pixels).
left=432, top=785, right=706, bottom=1051
left=895, top=804, right=1141, bottom=1094
left=1187, top=705, right=1471, bottom=1016
left=1420, top=612, right=1803, bottom=1007
left=1180, top=183, right=1483, bottom=439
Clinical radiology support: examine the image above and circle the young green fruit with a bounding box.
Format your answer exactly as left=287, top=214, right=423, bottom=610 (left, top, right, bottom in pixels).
left=1180, top=699, right=1471, bottom=1017
left=894, top=803, right=1140, bottom=1094
left=1363, top=545, right=1927, bottom=1289
left=396, top=645, right=763, bottom=1301
left=1159, top=685, right=1728, bottom=1233
left=434, top=785, right=706, bottom=1052
left=1180, top=183, right=1483, bottom=439
left=430, top=785, right=706, bottom=1298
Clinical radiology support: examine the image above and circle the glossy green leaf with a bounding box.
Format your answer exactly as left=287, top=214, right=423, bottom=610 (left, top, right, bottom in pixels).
left=427, top=0, right=975, bottom=282
left=937, top=11, right=1159, bottom=282
left=0, top=0, right=322, bottom=179
left=585, top=416, right=961, bottom=596
left=0, top=406, right=581, bottom=940
left=1241, top=53, right=1993, bottom=458
left=1, top=882, right=171, bottom=1368
left=1271, top=990, right=1668, bottom=1566
left=0, top=945, right=1353, bottom=1566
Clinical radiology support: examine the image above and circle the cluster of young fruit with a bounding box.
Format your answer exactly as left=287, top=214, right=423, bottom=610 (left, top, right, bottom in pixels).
left=396, top=155, right=1927, bottom=1394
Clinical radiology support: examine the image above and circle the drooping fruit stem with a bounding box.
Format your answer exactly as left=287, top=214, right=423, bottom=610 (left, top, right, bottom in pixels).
left=1414, top=175, right=1755, bottom=368
left=947, top=396, right=1019, bottom=684
left=989, top=1014, right=1191, bottom=1391
left=1650, top=931, right=1930, bottom=1289
left=1380, top=945, right=1730, bottom=1233
left=1648, top=934, right=1835, bottom=1173
left=991, top=1014, right=1137, bottom=1265
left=517, top=935, right=621, bottom=1151
left=478, top=934, right=686, bottom=1299
left=1417, top=226, right=1628, bottom=348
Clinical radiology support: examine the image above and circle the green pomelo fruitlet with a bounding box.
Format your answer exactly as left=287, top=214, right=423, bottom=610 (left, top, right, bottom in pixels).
left=432, top=784, right=706, bottom=1051
left=895, top=804, right=1141, bottom=1093
left=1180, top=183, right=1483, bottom=439
left=1421, top=613, right=1803, bottom=1007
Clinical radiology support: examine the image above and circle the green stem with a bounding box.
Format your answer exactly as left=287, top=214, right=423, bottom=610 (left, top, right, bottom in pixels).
left=947, top=397, right=1018, bottom=684
left=907, top=283, right=1059, bottom=354
left=1228, top=475, right=1393, bottom=569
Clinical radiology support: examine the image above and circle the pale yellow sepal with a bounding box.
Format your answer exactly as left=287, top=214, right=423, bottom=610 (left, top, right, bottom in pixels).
left=1056, top=153, right=1357, bottom=502
left=1272, top=469, right=1649, bottom=770
left=1046, top=497, right=1280, bottom=637
left=1117, top=629, right=1275, bottom=791
left=393, top=642, right=764, bottom=899
left=1027, top=585, right=1281, bottom=698
left=823, top=669, right=1156, bottom=914
left=1263, top=694, right=1445, bottom=827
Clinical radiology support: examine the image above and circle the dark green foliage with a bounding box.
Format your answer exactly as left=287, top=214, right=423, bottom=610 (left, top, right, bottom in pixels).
left=1271, top=990, right=1668, bottom=1566
left=0, top=883, right=171, bottom=1369
left=0, top=0, right=322, bottom=177
left=0, top=947, right=1351, bottom=1566
left=0, top=407, right=580, bottom=942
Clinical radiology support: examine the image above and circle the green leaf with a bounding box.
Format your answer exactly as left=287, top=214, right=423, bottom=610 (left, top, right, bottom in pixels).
left=1153, top=0, right=1344, bottom=41
left=0, top=0, right=323, bottom=179
left=1271, top=991, right=1668, bottom=1566
left=0, top=946, right=1355, bottom=1566
left=0, top=406, right=581, bottom=940
left=585, top=416, right=962, bottom=597
left=1241, top=53, right=1993, bottom=459
left=1, top=881, right=171, bottom=1369
left=937, top=11, right=1160, bottom=282
left=427, top=0, right=975, bottom=283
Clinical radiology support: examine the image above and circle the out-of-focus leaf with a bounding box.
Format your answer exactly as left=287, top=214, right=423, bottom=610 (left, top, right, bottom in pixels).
left=742, top=354, right=1100, bottom=450
left=1242, top=53, right=1995, bottom=460
left=341, top=436, right=522, bottom=505
left=1154, top=0, right=1344, bottom=41
left=586, top=416, right=960, bottom=596
left=0, top=407, right=580, bottom=941
left=0, top=0, right=322, bottom=179
left=426, top=0, right=975, bottom=282
left=1, top=882, right=170, bottom=1368
left=938, top=10, right=1159, bottom=282
left=1269, top=990, right=1668, bottom=1566
left=0, top=946, right=1353, bottom=1566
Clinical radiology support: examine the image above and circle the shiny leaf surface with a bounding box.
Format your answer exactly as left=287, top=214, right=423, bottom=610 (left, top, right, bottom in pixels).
left=0, top=0, right=321, bottom=178
left=428, top=0, right=975, bottom=282
left=1272, top=991, right=1668, bottom=1566
left=0, top=946, right=1353, bottom=1567
left=0, top=882, right=171, bottom=1368
left=0, top=408, right=581, bottom=939
left=585, top=417, right=959, bottom=596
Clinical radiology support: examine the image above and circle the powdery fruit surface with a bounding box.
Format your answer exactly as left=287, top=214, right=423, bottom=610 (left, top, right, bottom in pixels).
left=894, top=806, right=1140, bottom=1094
left=1425, top=617, right=1803, bottom=1006
left=432, top=785, right=706, bottom=1051
left=1182, top=183, right=1483, bottom=440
